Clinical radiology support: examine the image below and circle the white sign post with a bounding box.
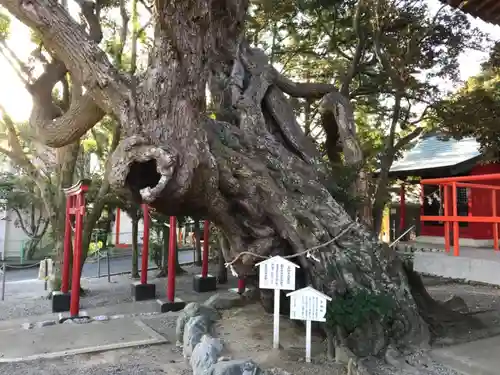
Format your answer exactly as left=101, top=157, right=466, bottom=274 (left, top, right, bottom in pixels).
left=287, top=286, right=332, bottom=363
left=256, top=256, right=299, bottom=349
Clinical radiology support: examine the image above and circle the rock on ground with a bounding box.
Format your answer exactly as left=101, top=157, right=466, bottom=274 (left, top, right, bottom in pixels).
left=183, top=314, right=214, bottom=359
left=190, top=334, right=224, bottom=375
left=204, top=293, right=246, bottom=311
left=176, top=302, right=220, bottom=344
left=208, top=359, right=264, bottom=375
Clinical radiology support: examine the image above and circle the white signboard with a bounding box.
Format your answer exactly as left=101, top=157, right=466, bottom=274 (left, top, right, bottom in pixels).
left=256, top=256, right=300, bottom=349
left=288, top=287, right=329, bottom=322
left=287, top=287, right=332, bottom=363
left=257, top=256, right=298, bottom=291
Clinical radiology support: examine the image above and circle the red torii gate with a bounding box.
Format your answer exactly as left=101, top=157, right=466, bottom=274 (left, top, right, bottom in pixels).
left=51, top=179, right=90, bottom=317
left=52, top=186, right=242, bottom=315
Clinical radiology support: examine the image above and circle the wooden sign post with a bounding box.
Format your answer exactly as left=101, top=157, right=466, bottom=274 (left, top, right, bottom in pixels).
left=256, top=256, right=299, bottom=349
left=287, top=286, right=332, bottom=363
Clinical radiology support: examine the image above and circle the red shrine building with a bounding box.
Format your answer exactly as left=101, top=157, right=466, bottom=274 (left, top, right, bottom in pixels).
left=387, top=133, right=500, bottom=252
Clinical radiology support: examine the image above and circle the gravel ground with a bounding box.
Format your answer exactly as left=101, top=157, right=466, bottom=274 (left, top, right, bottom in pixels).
left=1, top=272, right=500, bottom=374
left=0, top=346, right=191, bottom=375
left=0, top=264, right=233, bottom=321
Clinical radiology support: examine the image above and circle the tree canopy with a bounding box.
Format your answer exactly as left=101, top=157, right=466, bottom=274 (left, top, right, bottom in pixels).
left=432, top=42, right=500, bottom=161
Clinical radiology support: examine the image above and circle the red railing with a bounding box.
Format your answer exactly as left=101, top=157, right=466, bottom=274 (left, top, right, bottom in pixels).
left=420, top=173, right=500, bottom=256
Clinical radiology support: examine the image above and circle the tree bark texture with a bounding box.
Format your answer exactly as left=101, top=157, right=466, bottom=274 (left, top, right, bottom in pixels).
left=1, top=0, right=478, bottom=362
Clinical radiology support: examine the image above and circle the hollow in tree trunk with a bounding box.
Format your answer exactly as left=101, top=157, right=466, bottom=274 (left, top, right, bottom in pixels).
left=5, top=0, right=480, bottom=369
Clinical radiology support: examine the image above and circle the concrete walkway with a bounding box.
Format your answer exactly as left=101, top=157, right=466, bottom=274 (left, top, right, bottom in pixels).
left=0, top=318, right=167, bottom=362
left=399, top=241, right=500, bottom=286
left=432, top=335, right=500, bottom=375
left=0, top=266, right=243, bottom=363
left=0, top=300, right=159, bottom=331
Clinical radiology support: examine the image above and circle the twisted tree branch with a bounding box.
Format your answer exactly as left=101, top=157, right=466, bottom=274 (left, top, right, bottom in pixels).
left=1, top=0, right=131, bottom=121
left=16, top=0, right=108, bottom=147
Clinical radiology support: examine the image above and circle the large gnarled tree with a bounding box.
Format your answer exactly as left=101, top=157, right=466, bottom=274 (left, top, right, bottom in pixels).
left=1, top=0, right=479, bottom=370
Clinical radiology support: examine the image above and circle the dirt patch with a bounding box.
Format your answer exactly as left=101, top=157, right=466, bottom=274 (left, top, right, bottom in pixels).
left=427, top=282, right=500, bottom=346
left=215, top=303, right=346, bottom=375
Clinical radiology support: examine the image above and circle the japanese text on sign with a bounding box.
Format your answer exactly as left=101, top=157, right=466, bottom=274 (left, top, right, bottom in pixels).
left=258, top=256, right=297, bottom=291
left=289, top=290, right=329, bottom=322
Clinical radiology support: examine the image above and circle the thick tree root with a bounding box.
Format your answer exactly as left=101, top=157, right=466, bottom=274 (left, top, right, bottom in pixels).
left=335, top=344, right=372, bottom=375
left=403, top=262, right=484, bottom=338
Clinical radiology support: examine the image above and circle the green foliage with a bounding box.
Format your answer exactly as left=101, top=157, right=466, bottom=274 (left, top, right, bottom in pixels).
left=249, top=0, right=486, bottom=170
left=431, top=42, right=500, bottom=161
left=324, top=163, right=363, bottom=218
left=325, top=288, right=395, bottom=333
left=0, top=172, right=50, bottom=259
left=0, top=11, right=10, bottom=40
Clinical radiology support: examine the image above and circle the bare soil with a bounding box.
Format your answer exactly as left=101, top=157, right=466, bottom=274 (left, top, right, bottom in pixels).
left=215, top=303, right=346, bottom=375
left=1, top=277, right=500, bottom=374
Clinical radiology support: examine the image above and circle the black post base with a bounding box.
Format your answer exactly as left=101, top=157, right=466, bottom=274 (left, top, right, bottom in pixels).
left=52, top=291, right=71, bottom=313
left=156, top=298, right=186, bottom=313
left=193, top=274, right=217, bottom=293
left=131, top=282, right=157, bottom=301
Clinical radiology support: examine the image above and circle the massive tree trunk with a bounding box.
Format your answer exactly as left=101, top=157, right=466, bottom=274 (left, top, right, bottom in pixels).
left=3, top=0, right=479, bottom=367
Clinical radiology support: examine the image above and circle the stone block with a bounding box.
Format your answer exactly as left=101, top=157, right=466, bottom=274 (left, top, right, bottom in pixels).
left=193, top=274, right=217, bottom=293
left=36, top=320, right=57, bottom=328
left=157, top=298, right=186, bottom=313
left=51, top=291, right=70, bottom=313
left=131, top=281, right=156, bottom=301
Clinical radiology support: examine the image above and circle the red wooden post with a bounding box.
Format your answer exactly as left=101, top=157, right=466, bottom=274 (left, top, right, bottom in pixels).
left=61, top=195, right=72, bottom=293
left=452, top=182, right=460, bottom=257
left=399, top=183, right=406, bottom=234
left=202, top=220, right=209, bottom=278
left=70, top=192, right=86, bottom=317
left=237, top=278, right=245, bottom=294
left=493, top=190, right=499, bottom=251
left=167, top=216, right=177, bottom=302
left=443, top=185, right=450, bottom=253
left=141, top=204, right=150, bottom=284
left=115, top=207, right=121, bottom=246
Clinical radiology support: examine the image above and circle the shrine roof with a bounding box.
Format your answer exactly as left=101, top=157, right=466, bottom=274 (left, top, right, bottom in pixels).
left=442, top=0, right=500, bottom=26
left=389, top=134, right=481, bottom=175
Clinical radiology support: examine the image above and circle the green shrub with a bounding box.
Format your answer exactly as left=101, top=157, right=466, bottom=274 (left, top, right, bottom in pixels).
left=325, top=288, right=394, bottom=333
